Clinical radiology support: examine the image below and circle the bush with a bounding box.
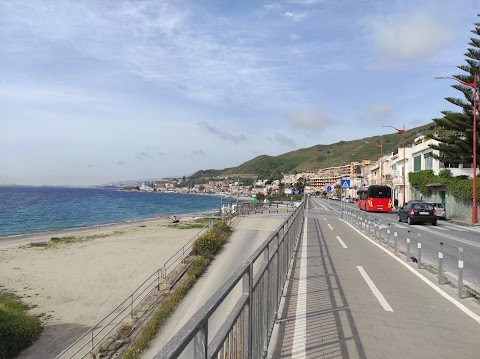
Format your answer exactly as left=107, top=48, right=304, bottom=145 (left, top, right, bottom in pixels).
left=191, top=220, right=231, bottom=259
left=121, top=219, right=232, bottom=358
left=192, top=232, right=220, bottom=259
left=0, top=294, right=42, bottom=359
left=187, top=256, right=211, bottom=279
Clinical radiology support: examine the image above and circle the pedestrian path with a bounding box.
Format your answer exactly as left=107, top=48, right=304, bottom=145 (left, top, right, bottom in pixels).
left=270, top=209, right=480, bottom=358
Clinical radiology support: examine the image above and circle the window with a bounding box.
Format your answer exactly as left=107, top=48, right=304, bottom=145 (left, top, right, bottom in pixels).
left=424, top=152, right=433, bottom=170
left=414, top=155, right=422, bottom=171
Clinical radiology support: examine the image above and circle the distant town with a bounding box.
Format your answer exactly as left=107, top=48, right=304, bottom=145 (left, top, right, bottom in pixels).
left=110, top=134, right=471, bottom=205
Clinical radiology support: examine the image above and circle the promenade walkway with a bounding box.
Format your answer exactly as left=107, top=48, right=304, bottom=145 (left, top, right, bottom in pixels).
left=270, top=205, right=480, bottom=358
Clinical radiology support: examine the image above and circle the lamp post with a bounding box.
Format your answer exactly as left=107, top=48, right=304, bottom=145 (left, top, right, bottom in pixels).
left=376, top=140, right=383, bottom=185
left=383, top=125, right=406, bottom=206
left=436, top=74, right=478, bottom=224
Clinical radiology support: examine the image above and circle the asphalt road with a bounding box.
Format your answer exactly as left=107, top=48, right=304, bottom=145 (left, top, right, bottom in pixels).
left=310, top=197, right=480, bottom=290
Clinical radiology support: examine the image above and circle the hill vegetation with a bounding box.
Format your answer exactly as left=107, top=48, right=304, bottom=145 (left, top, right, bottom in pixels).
left=187, top=124, right=430, bottom=182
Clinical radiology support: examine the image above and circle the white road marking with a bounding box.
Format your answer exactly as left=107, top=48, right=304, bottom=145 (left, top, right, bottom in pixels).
left=336, top=236, right=348, bottom=248
left=345, top=221, right=480, bottom=324
left=414, top=226, right=480, bottom=248
left=292, top=217, right=307, bottom=358
left=443, top=225, right=468, bottom=232
left=328, top=224, right=333, bottom=230
left=357, top=266, right=394, bottom=312
left=429, top=226, right=448, bottom=231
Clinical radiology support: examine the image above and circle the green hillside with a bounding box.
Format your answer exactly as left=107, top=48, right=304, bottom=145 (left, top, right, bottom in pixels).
left=193, top=124, right=430, bottom=180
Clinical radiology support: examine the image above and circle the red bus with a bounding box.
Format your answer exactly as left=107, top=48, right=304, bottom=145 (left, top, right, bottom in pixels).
left=357, top=185, right=392, bottom=212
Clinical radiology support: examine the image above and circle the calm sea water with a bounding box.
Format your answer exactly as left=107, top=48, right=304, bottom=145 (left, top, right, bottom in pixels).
left=0, top=186, right=227, bottom=237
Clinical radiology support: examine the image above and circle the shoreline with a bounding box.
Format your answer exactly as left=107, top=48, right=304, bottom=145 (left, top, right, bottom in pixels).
left=0, top=214, right=211, bottom=358
left=0, top=209, right=219, bottom=244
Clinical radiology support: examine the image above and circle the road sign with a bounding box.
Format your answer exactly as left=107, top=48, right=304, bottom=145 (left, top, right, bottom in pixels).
left=293, top=189, right=301, bottom=194
left=341, top=179, right=351, bottom=188
left=327, top=185, right=332, bottom=192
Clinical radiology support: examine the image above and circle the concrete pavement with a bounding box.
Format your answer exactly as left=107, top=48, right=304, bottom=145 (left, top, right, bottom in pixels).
left=142, top=213, right=290, bottom=358
left=270, top=206, right=480, bottom=358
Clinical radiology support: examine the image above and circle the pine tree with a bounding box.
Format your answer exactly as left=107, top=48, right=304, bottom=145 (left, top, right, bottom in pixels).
left=428, top=18, right=480, bottom=166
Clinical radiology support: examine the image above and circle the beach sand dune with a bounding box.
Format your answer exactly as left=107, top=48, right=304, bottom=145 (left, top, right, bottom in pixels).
left=0, top=216, right=203, bottom=359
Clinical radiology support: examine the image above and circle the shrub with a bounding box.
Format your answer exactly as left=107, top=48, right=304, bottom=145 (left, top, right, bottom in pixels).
left=0, top=294, right=42, bottom=359
left=187, top=256, right=211, bottom=279
left=121, top=219, right=232, bottom=358
left=192, top=232, right=220, bottom=259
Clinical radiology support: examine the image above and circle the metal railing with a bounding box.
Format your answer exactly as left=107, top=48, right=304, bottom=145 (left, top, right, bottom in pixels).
left=438, top=241, right=465, bottom=298
left=55, top=218, right=225, bottom=359
left=344, top=208, right=467, bottom=299
left=155, top=204, right=304, bottom=358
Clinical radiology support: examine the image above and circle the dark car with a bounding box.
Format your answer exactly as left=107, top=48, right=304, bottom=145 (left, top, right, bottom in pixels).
left=398, top=201, right=437, bottom=225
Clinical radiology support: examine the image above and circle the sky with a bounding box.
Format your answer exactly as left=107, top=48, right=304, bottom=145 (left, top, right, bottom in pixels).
left=1, top=0, right=479, bottom=186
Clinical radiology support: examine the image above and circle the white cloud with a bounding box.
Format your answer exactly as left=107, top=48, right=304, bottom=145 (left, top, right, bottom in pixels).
left=367, top=103, right=393, bottom=117
left=287, top=0, right=325, bottom=4
left=190, top=150, right=206, bottom=159
left=198, top=122, right=247, bottom=143
left=284, top=11, right=307, bottom=22
left=271, top=134, right=296, bottom=148
left=287, top=109, right=334, bottom=131
left=363, top=8, right=454, bottom=62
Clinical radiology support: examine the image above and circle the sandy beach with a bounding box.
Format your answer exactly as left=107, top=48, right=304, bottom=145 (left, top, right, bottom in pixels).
left=0, top=215, right=208, bottom=358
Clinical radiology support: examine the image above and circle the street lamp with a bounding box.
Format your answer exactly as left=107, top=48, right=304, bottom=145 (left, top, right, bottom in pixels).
left=376, top=140, right=383, bottom=185
left=383, top=125, right=406, bottom=206
left=436, top=75, right=478, bottom=224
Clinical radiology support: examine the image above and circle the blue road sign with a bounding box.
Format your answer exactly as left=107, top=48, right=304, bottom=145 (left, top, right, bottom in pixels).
left=293, top=189, right=301, bottom=194
left=341, top=179, right=351, bottom=188
left=327, top=185, right=332, bottom=192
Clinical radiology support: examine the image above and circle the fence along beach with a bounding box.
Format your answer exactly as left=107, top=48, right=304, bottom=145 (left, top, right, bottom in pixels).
left=0, top=215, right=204, bottom=358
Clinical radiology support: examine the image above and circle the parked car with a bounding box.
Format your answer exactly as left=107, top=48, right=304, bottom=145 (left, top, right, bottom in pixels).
left=398, top=201, right=437, bottom=225
left=428, top=202, right=446, bottom=219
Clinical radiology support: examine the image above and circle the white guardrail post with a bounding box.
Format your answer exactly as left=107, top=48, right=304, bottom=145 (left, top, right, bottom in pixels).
left=438, top=242, right=444, bottom=285
left=458, top=247, right=464, bottom=299
left=387, top=224, right=391, bottom=247
left=406, top=231, right=411, bottom=261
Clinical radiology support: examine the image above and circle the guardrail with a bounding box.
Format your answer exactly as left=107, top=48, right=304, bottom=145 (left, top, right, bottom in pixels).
left=55, top=217, right=227, bottom=359
left=155, top=204, right=304, bottom=358
left=344, top=208, right=469, bottom=299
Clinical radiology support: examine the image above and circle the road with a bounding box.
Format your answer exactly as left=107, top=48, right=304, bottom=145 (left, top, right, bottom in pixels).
left=311, top=197, right=480, bottom=290
left=271, top=198, right=480, bottom=358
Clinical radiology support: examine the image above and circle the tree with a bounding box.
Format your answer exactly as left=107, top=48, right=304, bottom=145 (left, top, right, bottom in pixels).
left=294, top=177, right=305, bottom=192
left=428, top=17, right=480, bottom=166
left=279, top=180, right=285, bottom=195
left=255, top=192, right=265, bottom=201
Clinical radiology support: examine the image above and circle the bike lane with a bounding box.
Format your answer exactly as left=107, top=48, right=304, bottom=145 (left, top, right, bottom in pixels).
left=270, top=208, right=480, bottom=358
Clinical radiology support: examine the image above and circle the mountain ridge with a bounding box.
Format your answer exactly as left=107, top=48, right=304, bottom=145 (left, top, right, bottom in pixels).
left=190, top=123, right=431, bottom=180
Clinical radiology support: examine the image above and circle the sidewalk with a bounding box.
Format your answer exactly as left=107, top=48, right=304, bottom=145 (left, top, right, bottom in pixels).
left=270, top=210, right=480, bottom=358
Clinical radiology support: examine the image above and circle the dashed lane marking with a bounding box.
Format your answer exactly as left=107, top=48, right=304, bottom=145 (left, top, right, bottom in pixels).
left=357, top=266, right=394, bottom=312
left=345, top=221, right=480, bottom=324
left=336, top=235, right=348, bottom=248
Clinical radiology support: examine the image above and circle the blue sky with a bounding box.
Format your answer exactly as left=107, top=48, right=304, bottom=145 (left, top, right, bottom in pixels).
left=0, top=0, right=478, bottom=185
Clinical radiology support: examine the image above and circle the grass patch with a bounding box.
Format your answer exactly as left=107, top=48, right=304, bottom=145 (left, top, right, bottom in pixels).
left=166, top=218, right=212, bottom=230
left=466, top=288, right=480, bottom=301
left=0, top=292, right=42, bottom=359
left=24, top=231, right=124, bottom=249
left=121, top=219, right=231, bottom=359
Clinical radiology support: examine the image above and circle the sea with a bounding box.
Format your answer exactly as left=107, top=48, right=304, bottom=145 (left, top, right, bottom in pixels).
left=0, top=186, right=230, bottom=238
